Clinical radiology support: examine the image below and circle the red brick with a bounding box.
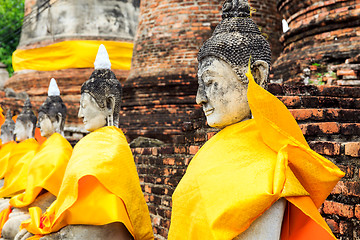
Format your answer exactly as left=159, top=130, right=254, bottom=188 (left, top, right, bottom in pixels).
left=145, top=185, right=152, bottom=194
left=174, top=146, right=187, bottom=154
left=300, top=122, right=340, bottom=136
left=189, top=145, right=199, bottom=155
left=344, top=142, right=360, bottom=157
left=339, top=220, right=352, bottom=235
left=355, top=205, right=360, bottom=220
left=308, top=141, right=341, bottom=156
left=289, top=109, right=324, bottom=121
left=337, top=69, right=357, bottom=77
left=322, top=200, right=354, bottom=218
left=278, top=96, right=301, bottom=107
left=206, top=131, right=217, bottom=140
left=163, top=158, right=175, bottom=165
left=326, top=218, right=339, bottom=234
left=332, top=181, right=360, bottom=197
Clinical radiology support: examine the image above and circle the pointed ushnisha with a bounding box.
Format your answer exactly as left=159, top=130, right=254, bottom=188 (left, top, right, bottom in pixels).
left=5, top=109, right=12, bottom=121
left=48, top=78, right=61, bottom=96
left=23, top=98, right=32, bottom=111
left=94, top=44, right=111, bottom=70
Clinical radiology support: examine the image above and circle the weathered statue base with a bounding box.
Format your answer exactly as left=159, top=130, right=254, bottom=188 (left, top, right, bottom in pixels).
left=1, top=192, right=56, bottom=240
left=15, top=223, right=133, bottom=240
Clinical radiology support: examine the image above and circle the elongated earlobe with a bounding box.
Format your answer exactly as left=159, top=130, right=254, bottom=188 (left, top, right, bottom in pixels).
left=105, top=96, right=115, bottom=126
left=252, top=60, right=269, bottom=88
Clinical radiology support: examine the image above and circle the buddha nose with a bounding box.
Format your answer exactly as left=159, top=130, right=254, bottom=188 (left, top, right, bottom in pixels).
left=78, top=107, right=83, bottom=119
left=196, top=82, right=208, bottom=106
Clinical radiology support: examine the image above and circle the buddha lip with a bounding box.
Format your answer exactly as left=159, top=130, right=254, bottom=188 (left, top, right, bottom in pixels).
left=204, top=108, right=214, bottom=116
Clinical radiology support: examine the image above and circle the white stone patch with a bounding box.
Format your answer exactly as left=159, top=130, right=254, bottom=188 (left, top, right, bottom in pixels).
left=282, top=19, right=290, bottom=33
left=94, top=44, right=111, bottom=70
left=48, top=78, right=61, bottom=96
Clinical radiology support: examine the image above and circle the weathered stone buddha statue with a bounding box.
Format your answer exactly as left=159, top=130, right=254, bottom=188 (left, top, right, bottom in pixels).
left=0, top=110, right=15, bottom=145
left=0, top=99, right=39, bottom=227
left=0, top=79, right=73, bottom=240
left=169, top=1, right=344, bottom=240
left=18, top=45, right=153, bottom=240
left=13, top=99, right=37, bottom=142
left=0, top=110, right=16, bottom=188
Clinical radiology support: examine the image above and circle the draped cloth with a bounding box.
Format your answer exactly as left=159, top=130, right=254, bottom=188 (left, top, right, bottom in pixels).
left=0, top=106, right=4, bottom=129
left=0, top=138, right=39, bottom=198
left=12, top=40, right=133, bottom=72
left=0, top=141, right=17, bottom=179
left=22, top=126, right=153, bottom=240
left=10, top=133, right=72, bottom=208
left=168, top=65, right=344, bottom=240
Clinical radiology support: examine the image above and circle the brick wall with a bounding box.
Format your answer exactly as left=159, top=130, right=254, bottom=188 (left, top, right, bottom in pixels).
left=273, top=0, right=360, bottom=84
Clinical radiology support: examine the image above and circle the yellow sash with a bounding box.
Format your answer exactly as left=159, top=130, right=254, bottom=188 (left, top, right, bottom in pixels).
left=0, top=141, right=17, bottom=179
left=168, top=64, right=344, bottom=240
left=0, top=138, right=39, bottom=198
left=12, top=40, right=133, bottom=72
left=10, top=133, right=72, bottom=208
left=22, top=127, right=153, bottom=240
left=0, top=107, right=4, bottom=129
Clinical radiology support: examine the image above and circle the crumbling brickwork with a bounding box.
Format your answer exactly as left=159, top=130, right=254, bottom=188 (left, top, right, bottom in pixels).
left=273, top=0, right=360, bottom=84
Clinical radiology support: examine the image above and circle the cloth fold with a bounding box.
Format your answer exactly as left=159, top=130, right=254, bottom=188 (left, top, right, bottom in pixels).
left=168, top=63, right=344, bottom=240
left=0, top=205, right=12, bottom=236
left=10, top=133, right=72, bottom=208
left=22, top=126, right=153, bottom=240
left=0, top=141, right=17, bottom=179
left=0, top=138, right=39, bottom=198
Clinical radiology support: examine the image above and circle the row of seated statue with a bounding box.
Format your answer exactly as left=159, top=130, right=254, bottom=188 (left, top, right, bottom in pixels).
left=0, top=1, right=344, bottom=240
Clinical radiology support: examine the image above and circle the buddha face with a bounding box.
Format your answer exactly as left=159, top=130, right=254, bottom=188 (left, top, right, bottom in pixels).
left=38, top=112, right=55, bottom=138
left=196, top=56, right=251, bottom=129
left=14, top=120, right=28, bottom=141
left=0, top=126, right=14, bottom=144
left=78, top=93, right=107, bottom=132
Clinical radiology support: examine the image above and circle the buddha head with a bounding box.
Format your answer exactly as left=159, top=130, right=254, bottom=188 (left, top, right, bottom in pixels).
left=14, top=98, right=37, bottom=141
left=0, top=110, right=15, bottom=144
left=196, top=0, right=271, bottom=129
left=38, top=78, right=67, bottom=138
left=78, top=44, right=122, bottom=132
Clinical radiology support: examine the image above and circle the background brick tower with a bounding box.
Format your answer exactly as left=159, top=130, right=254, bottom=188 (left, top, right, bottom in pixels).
left=121, top=0, right=283, bottom=143
left=2, top=0, right=140, bottom=137
left=273, top=0, right=360, bottom=85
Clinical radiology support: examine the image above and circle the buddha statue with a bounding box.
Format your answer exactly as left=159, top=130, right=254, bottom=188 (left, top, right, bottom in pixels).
left=0, top=110, right=16, bottom=189
left=169, top=1, right=344, bottom=240
left=0, top=99, right=40, bottom=235
left=37, top=78, right=67, bottom=138
left=0, top=110, right=15, bottom=145
left=13, top=99, right=37, bottom=142
left=0, top=79, right=72, bottom=240
left=18, top=45, right=153, bottom=240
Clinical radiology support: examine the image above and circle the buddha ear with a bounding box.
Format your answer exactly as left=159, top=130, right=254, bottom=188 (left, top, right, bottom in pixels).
left=55, top=113, right=63, bottom=130
left=252, top=60, right=269, bottom=87
left=56, top=113, right=62, bottom=124
left=106, top=95, right=115, bottom=115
